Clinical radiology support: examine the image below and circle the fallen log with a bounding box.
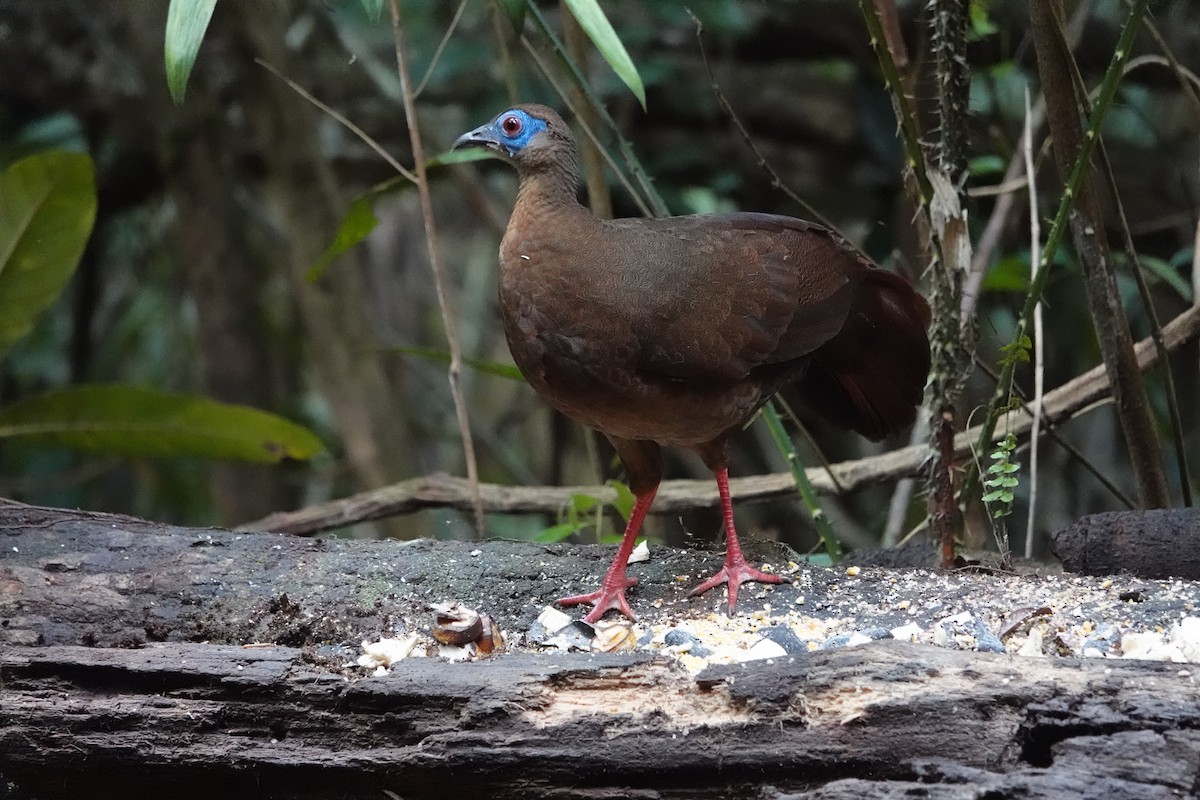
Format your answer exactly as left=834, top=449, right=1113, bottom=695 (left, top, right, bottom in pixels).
left=2, top=502, right=1198, bottom=800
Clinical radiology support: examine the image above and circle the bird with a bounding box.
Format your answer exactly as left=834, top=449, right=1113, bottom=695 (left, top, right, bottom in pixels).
left=453, top=105, right=931, bottom=623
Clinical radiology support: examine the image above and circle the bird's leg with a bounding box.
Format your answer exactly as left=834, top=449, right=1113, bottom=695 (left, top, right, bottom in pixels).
left=690, top=467, right=789, bottom=613
left=557, top=486, right=657, bottom=623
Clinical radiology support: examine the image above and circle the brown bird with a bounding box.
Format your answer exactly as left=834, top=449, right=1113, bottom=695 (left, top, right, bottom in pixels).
left=454, top=105, right=930, bottom=623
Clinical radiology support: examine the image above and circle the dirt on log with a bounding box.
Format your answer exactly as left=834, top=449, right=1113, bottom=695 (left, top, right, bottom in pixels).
left=2, top=501, right=1199, bottom=800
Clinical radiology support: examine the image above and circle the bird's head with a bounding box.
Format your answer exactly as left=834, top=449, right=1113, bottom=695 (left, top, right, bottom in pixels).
left=452, top=105, right=576, bottom=176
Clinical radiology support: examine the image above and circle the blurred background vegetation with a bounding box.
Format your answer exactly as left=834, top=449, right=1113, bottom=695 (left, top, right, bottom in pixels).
left=0, top=0, right=1196, bottom=558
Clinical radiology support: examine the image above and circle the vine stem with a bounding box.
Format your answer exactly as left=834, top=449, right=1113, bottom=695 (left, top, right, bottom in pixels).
left=389, top=0, right=485, bottom=536
left=965, top=0, right=1149, bottom=503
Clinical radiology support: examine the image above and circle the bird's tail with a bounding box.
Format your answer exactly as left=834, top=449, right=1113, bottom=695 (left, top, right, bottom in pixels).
left=792, top=269, right=931, bottom=441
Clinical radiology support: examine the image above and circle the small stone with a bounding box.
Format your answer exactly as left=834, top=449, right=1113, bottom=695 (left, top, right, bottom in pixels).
left=541, top=620, right=596, bottom=652
left=820, top=633, right=852, bottom=650
left=663, top=628, right=711, bottom=657
left=1082, top=622, right=1119, bottom=658
left=759, top=624, right=807, bottom=654
left=970, top=619, right=1006, bottom=654
left=742, top=637, right=788, bottom=662
left=860, top=627, right=893, bottom=641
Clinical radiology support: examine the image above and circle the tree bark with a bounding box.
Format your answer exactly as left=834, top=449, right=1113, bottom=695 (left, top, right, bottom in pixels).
left=3, top=503, right=1199, bottom=799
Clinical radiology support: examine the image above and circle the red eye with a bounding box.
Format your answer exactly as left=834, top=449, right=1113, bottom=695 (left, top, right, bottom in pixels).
left=500, top=114, right=523, bottom=137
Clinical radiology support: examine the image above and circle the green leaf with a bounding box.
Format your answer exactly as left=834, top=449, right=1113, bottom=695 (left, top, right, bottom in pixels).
left=982, top=255, right=1030, bottom=293
left=561, top=0, right=647, bottom=109
left=569, top=493, right=599, bottom=514
left=361, top=0, right=384, bottom=22
left=968, top=154, right=1006, bottom=177
left=164, top=0, right=218, bottom=105
left=390, top=344, right=524, bottom=381
left=309, top=174, right=413, bottom=281
left=969, top=1, right=999, bottom=37
left=497, top=0, right=526, bottom=31
left=608, top=479, right=634, bottom=521
left=425, top=148, right=496, bottom=168
left=534, top=522, right=579, bottom=543
left=797, top=553, right=835, bottom=567
left=1136, top=254, right=1194, bottom=302
left=0, top=385, right=325, bottom=463
left=308, top=196, right=379, bottom=282
left=0, top=151, right=96, bottom=359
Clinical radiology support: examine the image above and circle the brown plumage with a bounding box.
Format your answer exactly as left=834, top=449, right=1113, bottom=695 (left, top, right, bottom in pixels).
left=454, top=105, right=931, bottom=621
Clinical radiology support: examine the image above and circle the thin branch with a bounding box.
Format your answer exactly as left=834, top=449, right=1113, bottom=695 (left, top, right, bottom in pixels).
left=254, top=58, right=417, bottom=184
left=1024, top=87, right=1045, bottom=557
left=857, top=0, right=934, bottom=207
left=690, top=13, right=847, bottom=241
left=388, top=0, right=485, bottom=536
left=413, top=0, right=468, bottom=99
left=1092, top=127, right=1193, bottom=507
left=246, top=305, right=1200, bottom=536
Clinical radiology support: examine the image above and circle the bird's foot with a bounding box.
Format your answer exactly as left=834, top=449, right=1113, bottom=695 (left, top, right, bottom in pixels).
left=690, top=558, right=789, bottom=615
left=557, top=576, right=639, bottom=623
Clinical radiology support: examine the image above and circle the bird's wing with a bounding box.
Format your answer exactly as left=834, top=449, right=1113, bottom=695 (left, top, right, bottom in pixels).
left=602, top=213, right=864, bottom=382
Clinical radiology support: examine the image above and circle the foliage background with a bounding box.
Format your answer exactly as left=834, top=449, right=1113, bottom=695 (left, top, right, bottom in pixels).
left=0, top=0, right=1196, bottom=556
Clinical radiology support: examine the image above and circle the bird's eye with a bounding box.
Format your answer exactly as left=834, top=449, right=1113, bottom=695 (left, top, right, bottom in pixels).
left=500, top=114, right=523, bottom=137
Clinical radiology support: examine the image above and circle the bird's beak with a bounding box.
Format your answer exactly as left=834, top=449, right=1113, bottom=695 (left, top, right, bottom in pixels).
left=452, top=124, right=501, bottom=153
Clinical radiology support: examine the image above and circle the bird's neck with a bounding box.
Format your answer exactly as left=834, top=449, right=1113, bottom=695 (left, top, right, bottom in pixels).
left=514, top=163, right=585, bottom=217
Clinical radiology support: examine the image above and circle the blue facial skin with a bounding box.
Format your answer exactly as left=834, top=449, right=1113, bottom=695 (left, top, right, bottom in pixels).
left=453, top=109, right=547, bottom=159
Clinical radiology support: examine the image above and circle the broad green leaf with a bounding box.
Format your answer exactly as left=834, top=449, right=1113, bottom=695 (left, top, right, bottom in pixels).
left=0, top=151, right=96, bottom=358
left=569, top=493, right=599, bottom=514
left=165, top=0, right=218, bottom=105
left=361, top=0, right=384, bottom=22
left=391, top=344, right=524, bottom=381
left=535, top=522, right=580, bottom=543
left=561, top=0, right=646, bottom=109
left=608, top=479, right=634, bottom=521
left=0, top=385, right=324, bottom=463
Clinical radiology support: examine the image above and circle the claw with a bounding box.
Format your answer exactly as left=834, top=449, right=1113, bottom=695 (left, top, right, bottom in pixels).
left=690, top=561, right=789, bottom=614
left=558, top=576, right=638, bottom=623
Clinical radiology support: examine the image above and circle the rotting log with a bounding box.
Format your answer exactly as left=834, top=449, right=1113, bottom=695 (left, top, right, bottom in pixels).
left=3, top=641, right=1197, bottom=800
left=2, top=502, right=1199, bottom=800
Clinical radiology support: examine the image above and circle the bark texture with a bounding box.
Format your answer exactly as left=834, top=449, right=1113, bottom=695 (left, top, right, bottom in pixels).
left=2, top=503, right=1199, bottom=799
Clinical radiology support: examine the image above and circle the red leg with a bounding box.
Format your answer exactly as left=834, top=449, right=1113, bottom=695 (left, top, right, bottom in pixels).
left=557, top=487, right=657, bottom=623
left=690, top=468, right=788, bottom=614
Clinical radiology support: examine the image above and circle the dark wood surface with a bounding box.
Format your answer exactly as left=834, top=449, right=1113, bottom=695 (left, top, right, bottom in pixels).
left=2, top=502, right=1198, bottom=799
